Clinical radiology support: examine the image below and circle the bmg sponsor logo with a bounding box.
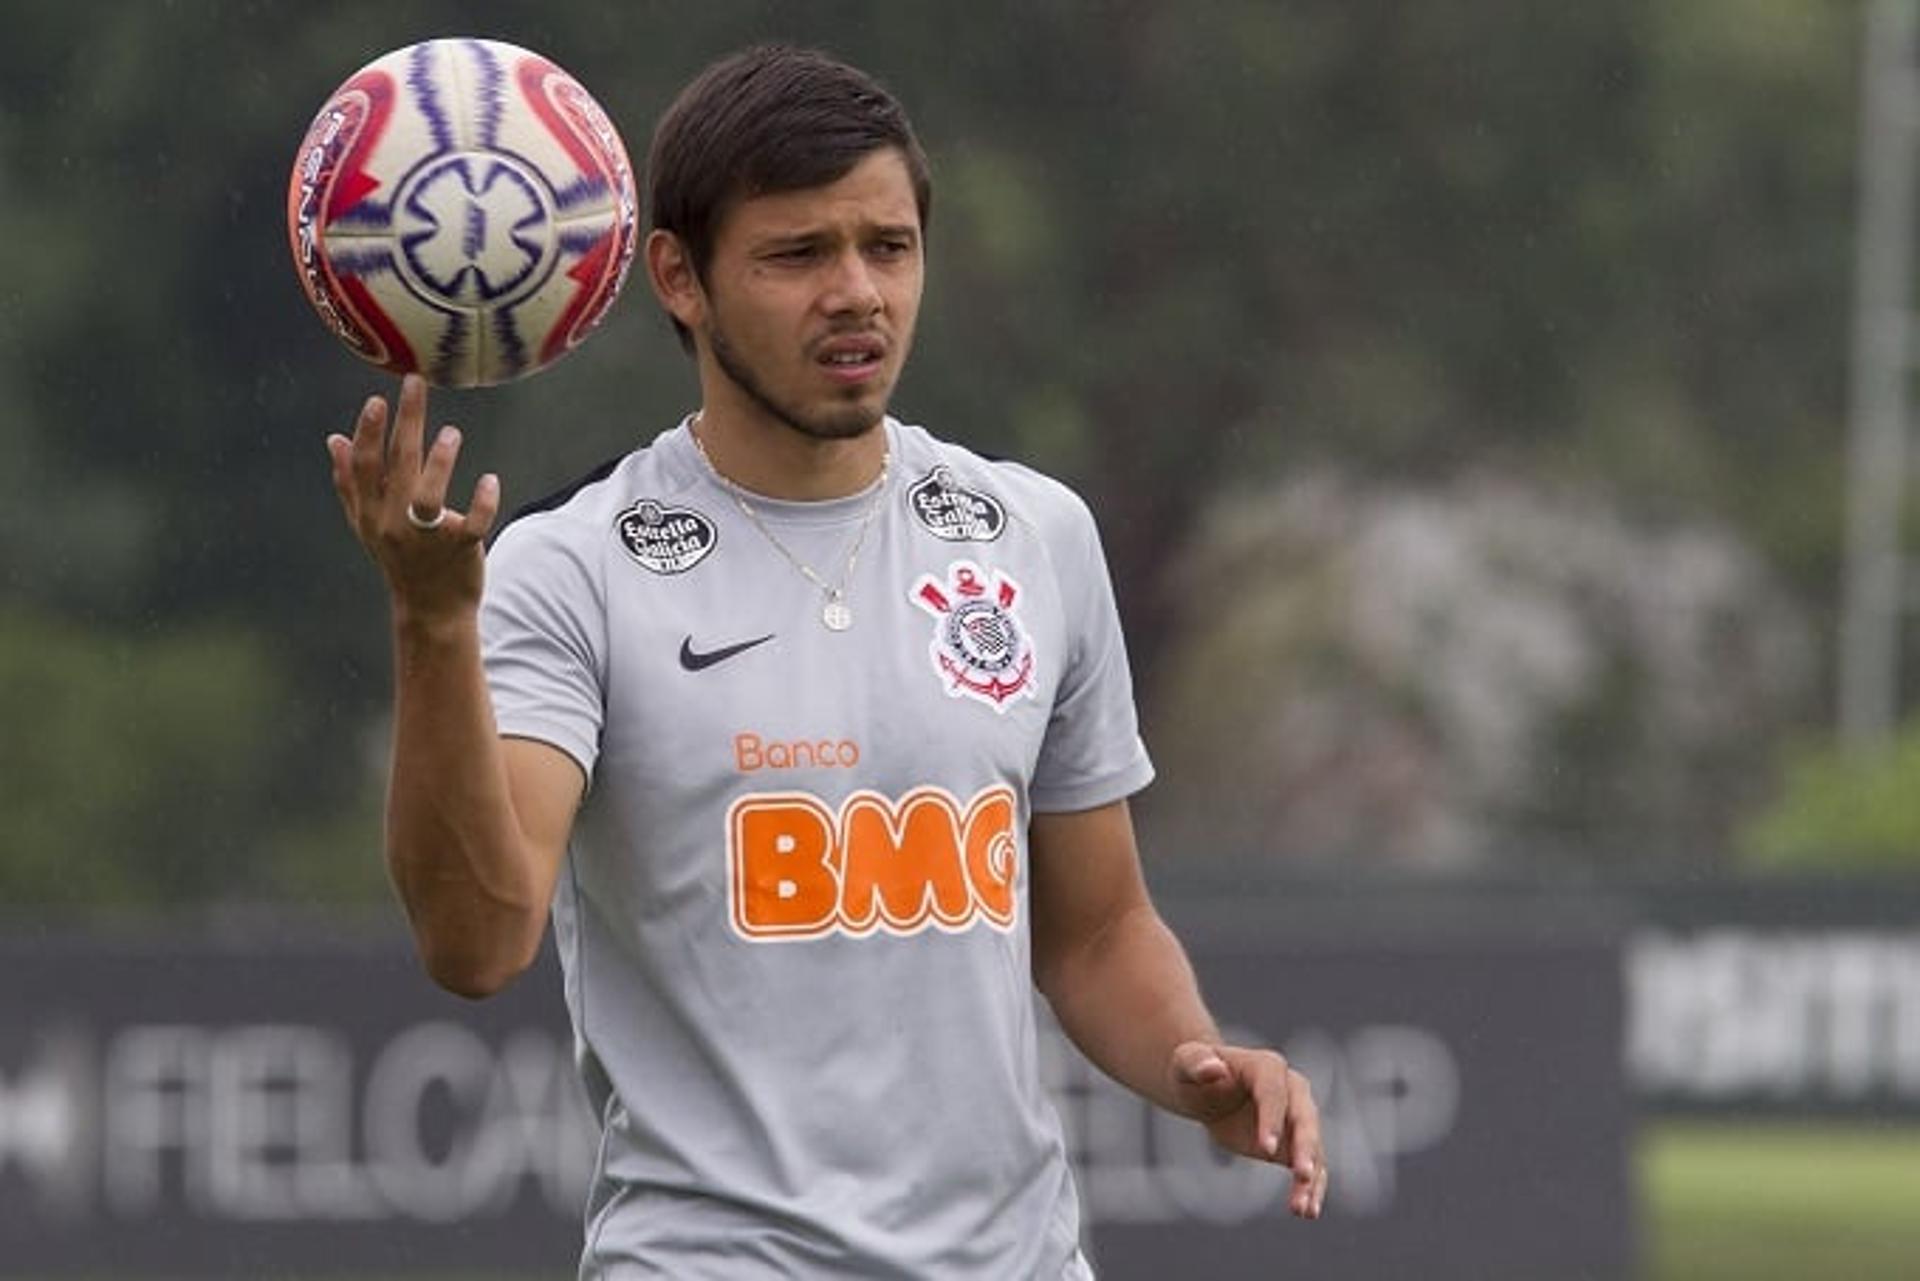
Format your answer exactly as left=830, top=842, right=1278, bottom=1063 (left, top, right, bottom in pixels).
left=726, top=785, right=1020, bottom=942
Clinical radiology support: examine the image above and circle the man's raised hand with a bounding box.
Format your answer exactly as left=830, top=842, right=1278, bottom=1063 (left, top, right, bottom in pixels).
left=325, top=373, right=500, bottom=621
left=1170, top=1040, right=1328, bottom=1220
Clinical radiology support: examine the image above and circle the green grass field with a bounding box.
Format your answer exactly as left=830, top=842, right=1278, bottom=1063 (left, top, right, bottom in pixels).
left=1642, top=1119, right=1920, bottom=1280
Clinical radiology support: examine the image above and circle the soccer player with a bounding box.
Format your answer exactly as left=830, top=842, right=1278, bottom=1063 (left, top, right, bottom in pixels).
left=326, top=43, right=1325, bottom=1279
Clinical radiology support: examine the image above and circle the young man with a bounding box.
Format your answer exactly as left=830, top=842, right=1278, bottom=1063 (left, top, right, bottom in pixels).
left=327, top=44, right=1324, bottom=1279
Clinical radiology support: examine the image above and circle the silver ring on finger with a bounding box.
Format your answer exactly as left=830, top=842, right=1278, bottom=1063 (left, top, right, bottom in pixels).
left=406, top=503, right=449, bottom=531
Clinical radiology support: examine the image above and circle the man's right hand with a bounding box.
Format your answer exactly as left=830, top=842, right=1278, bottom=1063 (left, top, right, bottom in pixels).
left=325, top=372, right=501, bottom=623
left=323, top=373, right=571, bottom=998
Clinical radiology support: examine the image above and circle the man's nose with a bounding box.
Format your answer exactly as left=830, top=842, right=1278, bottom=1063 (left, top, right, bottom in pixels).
left=821, top=248, right=882, bottom=318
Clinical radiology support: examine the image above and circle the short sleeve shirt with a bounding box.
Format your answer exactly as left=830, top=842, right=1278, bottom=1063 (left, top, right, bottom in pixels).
left=482, top=417, right=1152, bottom=1278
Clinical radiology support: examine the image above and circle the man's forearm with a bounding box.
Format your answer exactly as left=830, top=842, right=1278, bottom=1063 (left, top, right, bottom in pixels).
left=1038, top=902, right=1222, bottom=1116
left=386, top=609, right=543, bottom=996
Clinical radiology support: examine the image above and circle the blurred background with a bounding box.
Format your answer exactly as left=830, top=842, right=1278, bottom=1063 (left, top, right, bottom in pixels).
left=4, top=0, right=1920, bottom=1277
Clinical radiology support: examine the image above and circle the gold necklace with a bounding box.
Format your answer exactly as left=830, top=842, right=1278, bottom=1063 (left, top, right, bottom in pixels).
left=690, top=415, right=890, bottom=632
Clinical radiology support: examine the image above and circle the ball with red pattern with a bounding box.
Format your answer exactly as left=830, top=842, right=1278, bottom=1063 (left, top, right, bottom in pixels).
left=287, top=38, right=638, bottom=388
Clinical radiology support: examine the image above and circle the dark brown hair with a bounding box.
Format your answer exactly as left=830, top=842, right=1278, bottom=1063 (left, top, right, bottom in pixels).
left=647, top=45, right=933, bottom=348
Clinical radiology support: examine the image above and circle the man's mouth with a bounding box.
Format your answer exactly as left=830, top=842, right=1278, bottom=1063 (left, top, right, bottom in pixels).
left=815, top=335, right=887, bottom=381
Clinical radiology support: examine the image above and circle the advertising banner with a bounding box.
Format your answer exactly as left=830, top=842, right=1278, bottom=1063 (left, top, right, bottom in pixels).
left=0, top=910, right=1630, bottom=1279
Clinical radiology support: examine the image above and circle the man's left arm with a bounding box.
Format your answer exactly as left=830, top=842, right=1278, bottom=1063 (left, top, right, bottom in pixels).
left=1029, top=799, right=1328, bottom=1220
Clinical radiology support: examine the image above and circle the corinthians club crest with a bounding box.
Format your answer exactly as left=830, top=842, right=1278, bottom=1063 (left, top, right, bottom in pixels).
left=912, top=561, right=1036, bottom=711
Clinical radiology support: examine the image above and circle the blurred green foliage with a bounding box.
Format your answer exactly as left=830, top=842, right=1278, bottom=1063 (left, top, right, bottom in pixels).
left=1741, top=722, right=1920, bottom=870
left=0, top=0, right=1897, bottom=906
left=0, top=610, right=283, bottom=904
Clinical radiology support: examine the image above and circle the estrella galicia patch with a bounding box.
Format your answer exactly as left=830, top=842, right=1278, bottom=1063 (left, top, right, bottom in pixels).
left=907, top=466, right=1007, bottom=542
left=614, top=500, right=717, bottom=574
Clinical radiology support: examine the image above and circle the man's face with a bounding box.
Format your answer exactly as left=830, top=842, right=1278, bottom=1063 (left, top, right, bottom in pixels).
left=695, top=148, right=924, bottom=441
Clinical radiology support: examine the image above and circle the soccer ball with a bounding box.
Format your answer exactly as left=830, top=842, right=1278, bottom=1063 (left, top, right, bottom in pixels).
left=287, top=38, right=639, bottom=388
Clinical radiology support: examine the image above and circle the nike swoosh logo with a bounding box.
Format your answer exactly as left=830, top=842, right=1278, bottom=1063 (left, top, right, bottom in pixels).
left=679, top=633, right=776, bottom=671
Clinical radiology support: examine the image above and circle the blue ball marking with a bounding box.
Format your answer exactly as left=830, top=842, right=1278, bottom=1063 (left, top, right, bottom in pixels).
left=397, top=156, right=549, bottom=303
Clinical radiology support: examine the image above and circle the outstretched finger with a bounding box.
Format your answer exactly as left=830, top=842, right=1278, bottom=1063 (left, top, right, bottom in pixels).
left=1286, top=1070, right=1323, bottom=1174
left=383, top=374, right=430, bottom=521
left=462, top=473, right=503, bottom=543
left=1280, top=1070, right=1326, bottom=1217
left=1291, top=1151, right=1327, bottom=1218
left=1246, top=1054, right=1295, bottom=1160
left=408, top=425, right=463, bottom=525
left=348, top=394, right=390, bottom=506
left=325, top=433, right=358, bottom=520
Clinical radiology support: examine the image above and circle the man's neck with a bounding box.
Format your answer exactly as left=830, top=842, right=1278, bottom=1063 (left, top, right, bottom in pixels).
left=691, top=391, right=888, bottom=502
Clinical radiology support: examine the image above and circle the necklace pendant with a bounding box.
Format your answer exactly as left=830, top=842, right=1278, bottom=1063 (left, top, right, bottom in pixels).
left=822, top=594, right=854, bottom=632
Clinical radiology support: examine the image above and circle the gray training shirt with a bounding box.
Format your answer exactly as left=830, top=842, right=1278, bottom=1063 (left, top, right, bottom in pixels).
left=481, top=415, right=1154, bottom=1279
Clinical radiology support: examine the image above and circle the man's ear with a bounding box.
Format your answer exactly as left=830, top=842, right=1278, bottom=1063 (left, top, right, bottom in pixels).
left=645, top=229, right=705, bottom=333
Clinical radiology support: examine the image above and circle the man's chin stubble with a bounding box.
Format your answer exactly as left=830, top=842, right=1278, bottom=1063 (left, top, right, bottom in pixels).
left=710, top=328, right=886, bottom=442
